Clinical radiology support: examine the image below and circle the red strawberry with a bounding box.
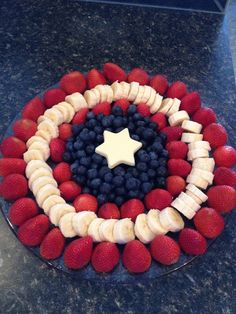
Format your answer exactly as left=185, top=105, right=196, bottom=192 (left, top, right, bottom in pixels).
left=0, top=158, right=26, bottom=177
left=127, top=68, right=149, bottom=85
left=91, top=242, right=120, bottom=272
left=213, top=146, right=236, bottom=168
left=59, top=123, right=72, bottom=141
left=150, top=75, right=168, bottom=95
left=13, top=119, right=37, bottom=142
left=72, top=108, right=89, bottom=124
left=193, top=207, right=225, bottom=239
left=43, top=88, right=66, bottom=108
left=167, top=81, right=187, bottom=99
left=161, top=126, right=183, bottom=142
left=145, top=188, right=172, bottom=210
left=150, top=112, right=167, bottom=130
left=60, top=71, right=87, bottom=94
left=166, top=176, right=186, bottom=196
left=18, top=214, right=50, bottom=246
left=40, top=228, right=65, bottom=260
left=92, top=102, right=111, bottom=116
left=179, top=228, right=207, bottom=255
left=120, top=198, right=144, bottom=221
left=59, top=181, right=81, bottom=201
left=180, top=92, right=201, bottom=115
left=87, top=68, right=106, bottom=89
left=137, top=103, right=151, bottom=117
left=73, top=194, right=98, bottom=212
left=150, top=235, right=181, bottom=265
left=49, top=138, right=65, bottom=162
left=0, top=136, right=26, bottom=158
left=207, top=185, right=236, bottom=214
left=9, top=197, right=38, bottom=226
left=166, top=141, right=188, bottom=159
left=53, top=162, right=72, bottom=183
left=168, top=159, right=191, bottom=178
left=64, top=236, right=93, bottom=269
left=103, top=63, right=126, bottom=82
left=98, top=203, right=120, bottom=219
left=0, top=174, right=28, bottom=201
left=192, top=107, right=216, bottom=128
left=122, top=240, right=151, bottom=273
left=113, top=99, right=130, bottom=113
left=203, top=123, right=228, bottom=148
left=21, top=96, right=46, bottom=122
left=214, top=167, right=236, bottom=187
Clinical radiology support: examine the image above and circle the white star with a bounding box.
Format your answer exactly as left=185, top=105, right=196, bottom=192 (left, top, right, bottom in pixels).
left=95, top=128, right=142, bottom=169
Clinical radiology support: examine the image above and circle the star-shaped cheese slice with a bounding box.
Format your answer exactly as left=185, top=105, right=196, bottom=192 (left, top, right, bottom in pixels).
left=95, top=128, right=142, bottom=169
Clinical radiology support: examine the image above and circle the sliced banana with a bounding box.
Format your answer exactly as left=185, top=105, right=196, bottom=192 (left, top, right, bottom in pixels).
left=185, top=190, right=203, bottom=205
left=87, top=218, right=105, bottom=242
left=141, top=85, right=152, bottom=103
left=25, top=160, right=52, bottom=178
left=113, top=218, right=135, bottom=244
left=54, top=102, right=71, bottom=123
left=168, top=110, right=190, bottom=126
left=186, top=183, right=208, bottom=203
left=186, top=174, right=208, bottom=190
left=31, top=176, right=58, bottom=195
left=181, top=120, right=202, bottom=134
left=147, top=209, right=168, bottom=235
left=134, top=213, right=155, bottom=244
left=35, top=129, right=52, bottom=142
left=95, top=84, right=107, bottom=103
left=178, top=192, right=201, bottom=211
left=128, top=82, right=139, bottom=101
left=60, top=102, right=75, bottom=123
left=36, top=184, right=60, bottom=207
left=42, top=108, right=64, bottom=125
left=171, top=198, right=196, bottom=219
left=42, top=195, right=66, bottom=215
left=187, top=148, right=209, bottom=161
left=166, top=98, right=181, bottom=117
left=59, top=212, right=77, bottom=237
left=65, top=92, right=88, bottom=112
left=150, top=93, right=163, bottom=114
left=26, top=136, right=48, bottom=148
left=188, top=141, right=211, bottom=151
left=23, top=149, right=44, bottom=163
left=158, top=98, right=173, bottom=114
left=99, top=219, right=118, bottom=243
left=49, top=203, right=75, bottom=226
left=37, top=119, right=58, bottom=138
left=28, top=141, right=50, bottom=160
left=192, top=158, right=215, bottom=172
left=159, top=207, right=185, bottom=232
left=72, top=211, right=97, bottom=237
left=84, top=90, right=99, bottom=108
left=111, top=81, right=123, bottom=101
left=190, top=168, right=214, bottom=184
left=105, top=85, right=113, bottom=103
left=120, top=81, right=130, bottom=99
left=181, top=133, right=203, bottom=143
left=146, top=87, right=156, bottom=106
left=134, top=86, right=145, bottom=104
left=28, top=167, right=53, bottom=189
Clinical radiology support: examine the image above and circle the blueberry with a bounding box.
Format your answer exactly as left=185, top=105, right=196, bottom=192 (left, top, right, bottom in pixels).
left=122, top=117, right=128, bottom=125
left=143, top=117, right=150, bottom=123
left=133, top=113, right=142, bottom=121
left=131, top=168, right=139, bottom=178
left=77, top=165, right=87, bottom=175
left=142, top=182, right=153, bottom=193
left=66, top=142, right=74, bottom=151
left=127, top=105, right=136, bottom=115
left=128, top=190, right=139, bottom=198
left=137, top=149, right=146, bottom=157
left=142, top=129, right=155, bottom=141
left=156, top=166, right=168, bottom=176
left=80, top=131, right=90, bottom=142
left=137, top=162, right=147, bottom=172
left=97, top=113, right=105, bottom=121
left=99, top=166, right=109, bottom=177
left=156, top=177, right=166, bottom=187
left=86, top=119, right=97, bottom=129
left=90, top=178, right=102, bottom=189
left=147, top=169, right=156, bottom=178
left=115, top=196, right=124, bottom=206
left=76, top=150, right=86, bottom=158
left=94, top=126, right=103, bottom=134
left=87, top=112, right=95, bottom=120
left=92, top=153, right=103, bottom=164
left=150, top=159, right=160, bottom=169
left=83, top=187, right=91, bottom=193
left=159, top=158, right=167, bottom=166
left=149, top=122, right=158, bottom=130
left=71, top=163, right=79, bottom=174
left=149, top=152, right=157, bottom=160
left=126, top=178, right=139, bottom=190
left=113, top=166, right=125, bottom=176
left=131, top=134, right=140, bottom=141
left=140, top=173, right=149, bottom=182
left=63, top=152, right=72, bottom=162
left=136, top=127, right=145, bottom=136
left=102, top=116, right=112, bottom=128
left=152, top=142, right=163, bottom=153
left=87, top=169, right=98, bottom=179
left=113, top=175, right=124, bottom=187
left=127, top=122, right=135, bottom=131
left=125, top=173, right=132, bottom=179
left=80, top=157, right=91, bottom=167
left=112, top=106, right=123, bottom=116
left=75, top=175, right=86, bottom=184
left=161, top=149, right=168, bottom=158
left=104, top=172, right=113, bottom=183
left=102, top=158, right=107, bottom=166
left=92, top=189, right=99, bottom=196
left=113, top=117, right=123, bottom=128
left=100, top=183, right=111, bottom=194
left=97, top=194, right=107, bottom=205
left=136, top=120, right=146, bottom=127
left=96, top=134, right=104, bottom=142
left=85, top=144, right=95, bottom=155
left=160, top=132, right=167, bottom=142
left=109, top=193, right=116, bottom=201
left=115, top=187, right=126, bottom=196
left=139, top=152, right=150, bottom=163
left=74, top=141, right=84, bottom=150
left=91, top=163, right=98, bottom=169
left=88, top=131, right=96, bottom=141
left=72, top=124, right=83, bottom=136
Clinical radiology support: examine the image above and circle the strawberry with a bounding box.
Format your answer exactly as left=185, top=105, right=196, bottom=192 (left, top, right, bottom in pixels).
left=213, top=167, right=236, bottom=187
left=98, top=203, right=120, bottom=219
left=167, top=81, right=187, bottom=99
left=168, top=159, right=191, bottom=178
left=166, top=176, right=186, bottom=196
left=137, top=103, right=151, bottom=117
left=49, top=138, right=65, bottom=162
left=207, top=185, right=236, bottom=214
left=145, top=188, right=172, bottom=210
left=91, top=242, right=120, bottom=272
left=103, top=63, right=126, bottom=82
left=87, top=68, right=106, bottom=89
left=21, top=96, right=46, bottom=122
left=166, top=141, right=188, bottom=159
left=53, top=162, right=72, bottom=183
left=18, top=214, right=50, bottom=246
left=0, top=136, right=26, bottom=158
left=9, top=197, right=38, bottom=226
left=60, top=71, right=86, bottom=94
left=92, top=102, right=111, bottom=116
left=194, top=207, right=225, bottom=239
left=43, top=88, right=66, bottom=108
left=73, top=194, right=98, bottom=212
left=64, top=236, right=93, bottom=269
left=120, top=198, right=144, bottom=221
left=40, top=228, right=65, bottom=260
left=127, top=68, right=149, bottom=85
left=150, top=235, right=181, bottom=265
left=0, top=174, right=28, bottom=201
left=12, top=119, right=37, bottom=142
left=150, top=112, right=167, bottom=130
left=0, top=158, right=26, bottom=177
left=192, top=107, right=216, bottom=128
left=180, top=92, right=201, bottom=115
left=161, top=126, right=183, bottom=142
left=203, top=123, right=228, bottom=148
left=59, top=180, right=81, bottom=201
left=150, top=75, right=168, bottom=95
left=179, top=228, right=207, bottom=255
left=113, top=99, right=130, bottom=113
left=122, top=240, right=151, bottom=273
left=72, top=108, right=89, bottom=125
left=213, top=146, right=236, bottom=168
left=59, top=123, right=72, bottom=141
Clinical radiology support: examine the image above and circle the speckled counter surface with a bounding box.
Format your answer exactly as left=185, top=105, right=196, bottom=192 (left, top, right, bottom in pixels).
left=0, top=1, right=236, bottom=313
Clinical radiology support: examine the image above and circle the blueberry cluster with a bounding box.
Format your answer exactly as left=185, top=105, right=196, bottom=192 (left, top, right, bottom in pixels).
left=63, top=105, right=168, bottom=206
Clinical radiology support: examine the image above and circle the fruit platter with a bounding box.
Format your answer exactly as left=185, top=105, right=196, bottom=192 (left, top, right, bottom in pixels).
left=0, top=63, right=235, bottom=282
